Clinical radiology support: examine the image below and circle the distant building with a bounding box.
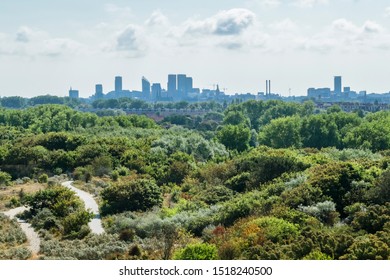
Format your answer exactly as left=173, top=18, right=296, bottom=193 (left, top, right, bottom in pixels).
left=142, top=77, right=151, bottom=98
left=186, top=77, right=193, bottom=93
left=177, top=74, right=187, bottom=98
left=115, top=76, right=123, bottom=92
left=308, top=87, right=331, bottom=99
left=95, top=84, right=104, bottom=99
left=151, top=83, right=162, bottom=100
left=69, top=87, right=79, bottom=99
left=167, top=74, right=177, bottom=97
left=334, top=76, right=342, bottom=95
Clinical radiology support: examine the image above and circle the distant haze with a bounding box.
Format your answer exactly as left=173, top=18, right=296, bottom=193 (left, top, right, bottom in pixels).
left=1, top=0, right=390, bottom=97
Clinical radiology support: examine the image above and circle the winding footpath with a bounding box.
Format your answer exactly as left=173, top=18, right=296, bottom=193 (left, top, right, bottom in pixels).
left=61, top=181, right=105, bottom=234
left=2, top=206, right=40, bottom=255
left=1, top=181, right=104, bottom=258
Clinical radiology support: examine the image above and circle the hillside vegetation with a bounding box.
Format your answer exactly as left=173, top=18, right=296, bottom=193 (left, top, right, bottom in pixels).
left=0, top=100, right=389, bottom=260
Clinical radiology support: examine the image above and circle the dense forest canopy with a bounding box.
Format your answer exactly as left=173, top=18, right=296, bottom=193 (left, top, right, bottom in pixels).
left=0, top=100, right=389, bottom=260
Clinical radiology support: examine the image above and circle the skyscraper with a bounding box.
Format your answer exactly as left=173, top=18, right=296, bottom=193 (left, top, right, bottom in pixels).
left=167, top=74, right=177, bottom=96
left=142, top=77, right=151, bottom=97
left=334, top=76, right=342, bottom=95
left=95, top=84, right=104, bottom=99
left=177, top=74, right=187, bottom=97
left=186, top=77, right=193, bottom=93
left=151, top=83, right=162, bottom=100
left=115, top=76, right=122, bottom=92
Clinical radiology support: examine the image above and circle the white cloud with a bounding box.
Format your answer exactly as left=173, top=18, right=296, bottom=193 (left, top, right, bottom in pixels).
left=362, top=20, right=384, bottom=34
left=331, top=18, right=360, bottom=34
left=184, top=8, right=256, bottom=36
left=145, top=11, right=169, bottom=27
left=15, top=26, right=32, bottom=43
left=299, top=18, right=388, bottom=53
left=115, top=25, right=147, bottom=56
left=0, top=26, right=87, bottom=58
left=15, top=26, right=47, bottom=43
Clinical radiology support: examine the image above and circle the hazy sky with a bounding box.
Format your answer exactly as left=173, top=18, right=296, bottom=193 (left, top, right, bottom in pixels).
left=1, top=0, right=390, bottom=97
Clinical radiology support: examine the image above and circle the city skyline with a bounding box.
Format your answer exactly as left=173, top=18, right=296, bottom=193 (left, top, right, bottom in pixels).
left=1, top=1, right=390, bottom=97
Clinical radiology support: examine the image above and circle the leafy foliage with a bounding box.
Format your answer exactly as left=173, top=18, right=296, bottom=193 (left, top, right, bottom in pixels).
left=1, top=101, right=390, bottom=260
left=173, top=243, right=218, bottom=260
left=101, top=179, right=163, bottom=215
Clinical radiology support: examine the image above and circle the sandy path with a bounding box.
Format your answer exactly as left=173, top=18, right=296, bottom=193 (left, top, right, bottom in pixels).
left=61, top=181, right=104, bottom=234
left=2, top=206, right=40, bottom=255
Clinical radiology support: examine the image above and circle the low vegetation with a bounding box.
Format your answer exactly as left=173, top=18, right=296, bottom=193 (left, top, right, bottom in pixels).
left=0, top=100, right=389, bottom=259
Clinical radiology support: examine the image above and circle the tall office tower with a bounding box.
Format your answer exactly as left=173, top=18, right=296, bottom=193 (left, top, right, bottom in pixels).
left=334, top=76, right=342, bottom=95
left=177, top=74, right=187, bottom=97
left=142, top=76, right=151, bottom=97
left=186, top=77, right=193, bottom=93
left=151, top=83, right=162, bottom=100
left=95, top=84, right=104, bottom=98
left=115, top=76, right=123, bottom=92
left=266, top=80, right=271, bottom=95
left=167, top=74, right=177, bottom=96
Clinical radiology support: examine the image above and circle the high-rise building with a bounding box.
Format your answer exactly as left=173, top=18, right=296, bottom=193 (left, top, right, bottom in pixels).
left=177, top=74, right=187, bottom=97
left=334, top=76, right=342, bottom=95
left=186, top=77, right=193, bottom=93
left=69, top=87, right=79, bottom=99
left=167, top=74, right=177, bottom=96
left=115, top=76, right=123, bottom=92
left=152, top=83, right=162, bottom=100
left=142, top=77, right=151, bottom=97
left=95, top=84, right=104, bottom=99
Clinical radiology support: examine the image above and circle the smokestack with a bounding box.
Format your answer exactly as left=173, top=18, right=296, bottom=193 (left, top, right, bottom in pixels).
left=266, top=80, right=268, bottom=95
left=269, top=80, right=271, bottom=95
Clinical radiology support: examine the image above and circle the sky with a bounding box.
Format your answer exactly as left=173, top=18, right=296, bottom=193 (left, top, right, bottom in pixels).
left=1, top=0, right=390, bottom=97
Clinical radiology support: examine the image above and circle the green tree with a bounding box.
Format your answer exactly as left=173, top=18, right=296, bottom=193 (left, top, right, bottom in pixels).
left=25, top=186, right=82, bottom=217
left=223, top=111, right=250, bottom=127
left=91, top=155, right=113, bottom=177
left=301, top=115, right=340, bottom=149
left=101, top=179, right=162, bottom=215
left=258, top=116, right=302, bottom=148
left=217, top=125, right=250, bottom=152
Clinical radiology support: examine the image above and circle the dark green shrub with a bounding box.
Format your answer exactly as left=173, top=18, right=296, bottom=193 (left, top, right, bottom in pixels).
left=101, top=179, right=162, bottom=215
left=38, top=173, right=48, bottom=183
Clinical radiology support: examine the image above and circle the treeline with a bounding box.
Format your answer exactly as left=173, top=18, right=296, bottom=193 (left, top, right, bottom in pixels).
left=0, top=104, right=157, bottom=133
left=0, top=95, right=83, bottom=109
left=91, top=98, right=225, bottom=111
left=0, top=95, right=225, bottom=112
left=209, top=100, right=390, bottom=152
